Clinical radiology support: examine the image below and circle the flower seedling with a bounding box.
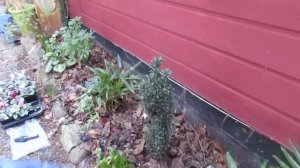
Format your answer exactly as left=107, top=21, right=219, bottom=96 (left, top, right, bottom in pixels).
left=0, top=73, right=35, bottom=121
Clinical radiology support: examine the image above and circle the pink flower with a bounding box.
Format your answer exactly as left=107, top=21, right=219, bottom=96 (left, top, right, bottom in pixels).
left=0, top=101, right=8, bottom=109
left=9, top=90, right=18, bottom=99
left=18, top=98, right=24, bottom=107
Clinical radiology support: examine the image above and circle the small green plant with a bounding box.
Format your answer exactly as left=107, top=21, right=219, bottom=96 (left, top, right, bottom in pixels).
left=78, top=60, right=140, bottom=113
left=82, top=111, right=100, bottom=130
left=226, top=152, right=238, bottom=168
left=44, top=84, right=58, bottom=97
left=140, top=57, right=173, bottom=156
left=94, top=148, right=134, bottom=168
left=272, top=142, right=300, bottom=168
left=43, top=17, right=93, bottom=73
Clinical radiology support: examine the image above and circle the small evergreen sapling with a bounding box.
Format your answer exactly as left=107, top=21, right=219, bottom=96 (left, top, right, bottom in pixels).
left=140, top=57, right=173, bottom=156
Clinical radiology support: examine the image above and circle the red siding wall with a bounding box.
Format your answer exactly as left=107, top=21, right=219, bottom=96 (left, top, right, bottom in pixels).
left=68, top=0, right=300, bottom=146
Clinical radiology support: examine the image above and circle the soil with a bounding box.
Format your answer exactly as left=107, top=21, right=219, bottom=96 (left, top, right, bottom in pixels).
left=0, top=36, right=226, bottom=167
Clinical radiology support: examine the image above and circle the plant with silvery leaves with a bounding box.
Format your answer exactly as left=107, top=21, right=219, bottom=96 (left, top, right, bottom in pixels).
left=0, top=71, right=35, bottom=121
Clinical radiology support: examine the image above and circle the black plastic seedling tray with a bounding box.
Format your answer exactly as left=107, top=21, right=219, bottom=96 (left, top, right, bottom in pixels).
left=0, top=94, right=43, bottom=129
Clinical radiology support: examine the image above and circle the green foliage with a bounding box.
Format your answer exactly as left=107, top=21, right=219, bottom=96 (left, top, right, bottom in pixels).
left=44, top=84, right=58, bottom=97
left=272, top=142, right=300, bottom=168
left=9, top=4, right=39, bottom=35
left=82, top=111, right=100, bottom=130
left=95, top=148, right=134, bottom=168
left=78, top=60, right=140, bottom=112
left=140, top=57, right=173, bottom=156
left=43, top=17, right=93, bottom=73
left=226, top=152, right=238, bottom=168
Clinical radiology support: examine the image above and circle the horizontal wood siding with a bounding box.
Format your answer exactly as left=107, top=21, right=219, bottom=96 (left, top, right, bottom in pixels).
left=69, top=0, right=300, bottom=146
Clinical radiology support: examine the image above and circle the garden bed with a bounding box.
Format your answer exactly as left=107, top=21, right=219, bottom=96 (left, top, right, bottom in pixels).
left=39, top=41, right=226, bottom=167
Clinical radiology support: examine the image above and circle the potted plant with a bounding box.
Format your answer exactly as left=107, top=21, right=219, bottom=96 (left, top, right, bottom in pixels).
left=0, top=73, right=41, bottom=128
left=7, top=1, right=37, bottom=34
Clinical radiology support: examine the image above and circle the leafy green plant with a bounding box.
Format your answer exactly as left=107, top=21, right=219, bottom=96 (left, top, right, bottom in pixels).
left=78, top=60, right=140, bottom=112
left=272, top=142, right=300, bottom=168
left=44, top=83, right=58, bottom=97
left=226, top=152, right=238, bottom=168
left=82, top=111, right=100, bottom=130
left=8, top=4, right=39, bottom=35
left=94, top=148, right=134, bottom=168
left=0, top=73, right=35, bottom=120
left=140, top=57, right=173, bottom=156
left=43, top=17, right=93, bottom=73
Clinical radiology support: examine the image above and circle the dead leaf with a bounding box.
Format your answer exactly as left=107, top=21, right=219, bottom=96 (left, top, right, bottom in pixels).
left=68, top=93, right=77, bottom=101
left=136, top=104, right=143, bottom=117
left=174, top=114, right=184, bottom=127
left=134, top=139, right=145, bottom=155
left=87, top=129, right=101, bottom=139
left=142, top=159, right=158, bottom=168
left=103, top=121, right=111, bottom=137
left=124, top=122, right=132, bottom=129
left=171, top=157, right=184, bottom=168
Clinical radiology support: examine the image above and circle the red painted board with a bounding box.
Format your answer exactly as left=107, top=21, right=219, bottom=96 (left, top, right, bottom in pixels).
left=83, top=14, right=300, bottom=147
left=81, top=1, right=300, bottom=123
left=88, top=0, right=300, bottom=81
left=164, top=0, right=300, bottom=32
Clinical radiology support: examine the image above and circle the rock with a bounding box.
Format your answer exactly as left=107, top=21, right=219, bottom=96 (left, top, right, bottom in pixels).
left=69, top=146, right=89, bottom=164
left=28, top=44, right=44, bottom=64
left=61, top=124, right=81, bottom=153
left=171, top=157, right=184, bottom=168
left=124, top=122, right=132, bottom=129
left=52, top=100, right=66, bottom=119
left=36, top=67, right=48, bottom=85
left=142, top=159, right=159, bottom=168
left=167, top=148, right=178, bottom=158
left=58, top=117, right=67, bottom=125
left=158, top=161, right=168, bottom=168
left=20, top=35, right=36, bottom=52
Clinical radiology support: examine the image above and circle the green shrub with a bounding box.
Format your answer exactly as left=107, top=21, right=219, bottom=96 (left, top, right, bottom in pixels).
left=43, top=17, right=93, bottom=73
left=78, top=60, right=140, bottom=112
left=140, top=57, right=173, bottom=156
left=94, top=148, right=134, bottom=168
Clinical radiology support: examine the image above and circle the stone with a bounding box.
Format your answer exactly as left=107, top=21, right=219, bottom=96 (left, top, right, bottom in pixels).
left=167, top=148, right=178, bottom=158
left=171, top=158, right=184, bottom=168
left=52, top=100, right=66, bottom=119
left=69, top=146, right=89, bottom=164
left=28, top=44, right=44, bottom=64
left=58, top=117, right=67, bottom=125
left=20, top=35, right=36, bottom=52
left=60, top=124, right=81, bottom=153
left=36, top=67, right=48, bottom=85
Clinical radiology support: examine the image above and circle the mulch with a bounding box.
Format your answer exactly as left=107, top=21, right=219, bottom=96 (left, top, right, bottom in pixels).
left=38, top=41, right=227, bottom=168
